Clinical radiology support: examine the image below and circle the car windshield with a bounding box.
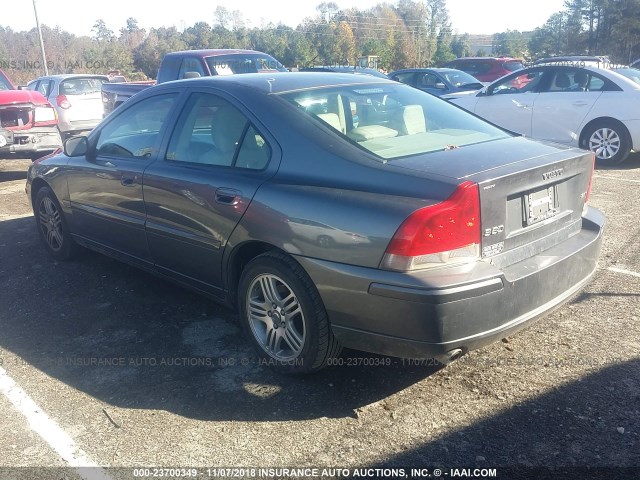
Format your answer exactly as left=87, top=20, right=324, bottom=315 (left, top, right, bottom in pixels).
left=206, top=54, right=287, bottom=75
left=441, top=70, right=482, bottom=86
left=0, top=72, right=12, bottom=91
left=281, top=83, right=510, bottom=160
left=60, top=77, right=106, bottom=95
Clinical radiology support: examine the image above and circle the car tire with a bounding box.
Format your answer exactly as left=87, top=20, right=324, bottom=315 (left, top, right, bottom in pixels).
left=582, top=120, right=631, bottom=166
left=34, top=186, right=77, bottom=261
left=238, top=251, right=342, bottom=374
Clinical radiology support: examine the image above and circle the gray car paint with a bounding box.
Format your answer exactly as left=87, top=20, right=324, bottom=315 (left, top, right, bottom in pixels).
left=26, top=73, right=604, bottom=360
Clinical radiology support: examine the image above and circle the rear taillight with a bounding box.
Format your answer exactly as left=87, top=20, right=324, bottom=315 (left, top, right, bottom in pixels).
left=382, top=181, right=481, bottom=271
left=585, top=152, right=595, bottom=204
left=33, top=105, right=58, bottom=127
left=56, top=95, right=71, bottom=109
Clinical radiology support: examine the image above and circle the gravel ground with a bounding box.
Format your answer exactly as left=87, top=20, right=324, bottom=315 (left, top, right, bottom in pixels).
left=0, top=156, right=638, bottom=480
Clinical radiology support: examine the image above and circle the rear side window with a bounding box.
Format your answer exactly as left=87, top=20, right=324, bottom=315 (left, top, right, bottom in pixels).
left=452, top=61, right=491, bottom=76
left=166, top=92, right=270, bottom=170
left=503, top=61, right=524, bottom=72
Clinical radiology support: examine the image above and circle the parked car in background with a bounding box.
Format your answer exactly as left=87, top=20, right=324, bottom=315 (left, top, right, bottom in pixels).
left=447, top=64, right=640, bottom=165
left=444, top=57, right=524, bottom=83
left=0, top=69, right=61, bottom=159
left=388, top=68, right=484, bottom=96
left=299, top=66, right=388, bottom=78
left=101, top=49, right=287, bottom=115
left=613, top=67, right=640, bottom=85
left=27, top=73, right=603, bottom=374
left=27, top=74, right=109, bottom=140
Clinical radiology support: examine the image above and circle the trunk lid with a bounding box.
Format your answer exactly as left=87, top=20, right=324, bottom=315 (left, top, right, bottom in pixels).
left=389, top=136, right=594, bottom=269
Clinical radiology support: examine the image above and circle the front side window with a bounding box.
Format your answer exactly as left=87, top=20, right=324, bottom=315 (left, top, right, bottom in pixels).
left=489, top=70, right=544, bottom=95
left=392, top=72, right=416, bottom=85
left=417, top=73, right=443, bottom=89
left=281, top=83, right=510, bottom=160
left=96, top=93, right=177, bottom=158
left=166, top=92, right=270, bottom=170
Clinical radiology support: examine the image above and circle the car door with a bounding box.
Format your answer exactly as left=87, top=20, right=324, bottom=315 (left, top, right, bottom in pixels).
left=470, top=69, right=545, bottom=137
left=66, top=91, right=181, bottom=263
left=142, top=90, right=278, bottom=296
left=531, top=68, right=603, bottom=145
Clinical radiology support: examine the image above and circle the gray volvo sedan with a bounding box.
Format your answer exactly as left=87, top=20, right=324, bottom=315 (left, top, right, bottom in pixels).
left=26, top=73, right=604, bottom=374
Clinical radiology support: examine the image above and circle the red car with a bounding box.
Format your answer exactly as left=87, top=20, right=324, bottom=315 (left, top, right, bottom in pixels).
left=444, top=57, right=524, bottom=83
left=0, top=69, right=62, bottom=159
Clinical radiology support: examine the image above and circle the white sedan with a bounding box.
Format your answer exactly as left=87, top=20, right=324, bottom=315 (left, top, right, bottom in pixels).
left=447, top=65, right=640, bottom=165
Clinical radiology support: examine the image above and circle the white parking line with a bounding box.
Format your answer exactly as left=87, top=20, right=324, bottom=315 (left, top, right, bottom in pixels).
left=0, top=366, right=113, bottom=480
left=608, top=267, right=640, bottom=278
left=594, top=174, right=640, bottom=184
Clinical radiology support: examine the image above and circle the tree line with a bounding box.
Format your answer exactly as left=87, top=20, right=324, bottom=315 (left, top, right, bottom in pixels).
left=1, top=0, right=639, bottom=85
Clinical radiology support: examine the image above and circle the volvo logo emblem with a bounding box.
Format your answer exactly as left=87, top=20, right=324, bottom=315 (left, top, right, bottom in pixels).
left=542, top=168, right=564, bottom=180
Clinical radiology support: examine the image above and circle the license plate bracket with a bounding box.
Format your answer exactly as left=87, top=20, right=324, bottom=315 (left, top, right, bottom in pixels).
left=524, top=185, right=558, bottom=225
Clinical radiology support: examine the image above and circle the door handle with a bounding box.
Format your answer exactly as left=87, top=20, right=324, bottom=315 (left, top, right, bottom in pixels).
left=121, top=175, right=138, bottom=187
left=215, top=187, right=241, bottom=205
left=572, top=101, right=589, bottom=106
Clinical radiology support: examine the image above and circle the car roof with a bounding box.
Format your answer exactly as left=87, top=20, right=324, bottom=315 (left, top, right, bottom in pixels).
left=31, top=74, right=109, bottom=81
left=164, top=49, right=269, bottom=58
left=390, top=68, right=468, bottom=74
left=449, top=57, right=522, bottom=61
left=162, top=72, right=393, bottom=94
left=534, top=55, right=612, bottom=64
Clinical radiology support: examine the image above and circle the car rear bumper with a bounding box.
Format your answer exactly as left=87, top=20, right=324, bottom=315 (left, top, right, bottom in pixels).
left=296, top=207, right=605, bottom=361
left=0, top=127, right=62, bottom=157
left=58, top=119, right=101, bottom=134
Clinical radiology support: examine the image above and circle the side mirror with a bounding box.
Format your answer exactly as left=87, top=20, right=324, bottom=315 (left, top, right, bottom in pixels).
left=435, top=82, right=447, bottom=89
left=17, top=85, right=28, bottom=90
left=64, top=136, right=88, bottom=157
left=477, top=87, right=488, bottom=97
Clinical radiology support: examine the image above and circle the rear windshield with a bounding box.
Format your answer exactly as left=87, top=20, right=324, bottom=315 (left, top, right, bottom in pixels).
left=280, top=83, right=510, bottom=160
left=59, top=77, right=107, bottom=95
left=614, top=68, right=640, bottom=85
left=205, top=54, right=287, bottom=75
left=503, top=61, right=524, bottom=71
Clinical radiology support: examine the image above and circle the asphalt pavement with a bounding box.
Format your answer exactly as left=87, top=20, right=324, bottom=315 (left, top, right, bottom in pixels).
left=0, top=156, right=638, bottom=480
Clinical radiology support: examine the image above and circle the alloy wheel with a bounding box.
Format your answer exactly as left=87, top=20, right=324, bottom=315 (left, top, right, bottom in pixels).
left=246, top=274, right=306, bottom=360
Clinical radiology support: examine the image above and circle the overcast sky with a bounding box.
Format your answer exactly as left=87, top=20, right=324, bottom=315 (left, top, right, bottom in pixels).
left=5, top=0, right=567, bottom=37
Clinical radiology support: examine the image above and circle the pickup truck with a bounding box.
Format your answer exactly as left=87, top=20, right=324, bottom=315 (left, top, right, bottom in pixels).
left=0, top=69, right=62, bottom=159
left=101, top=49, right=287, bottom=115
